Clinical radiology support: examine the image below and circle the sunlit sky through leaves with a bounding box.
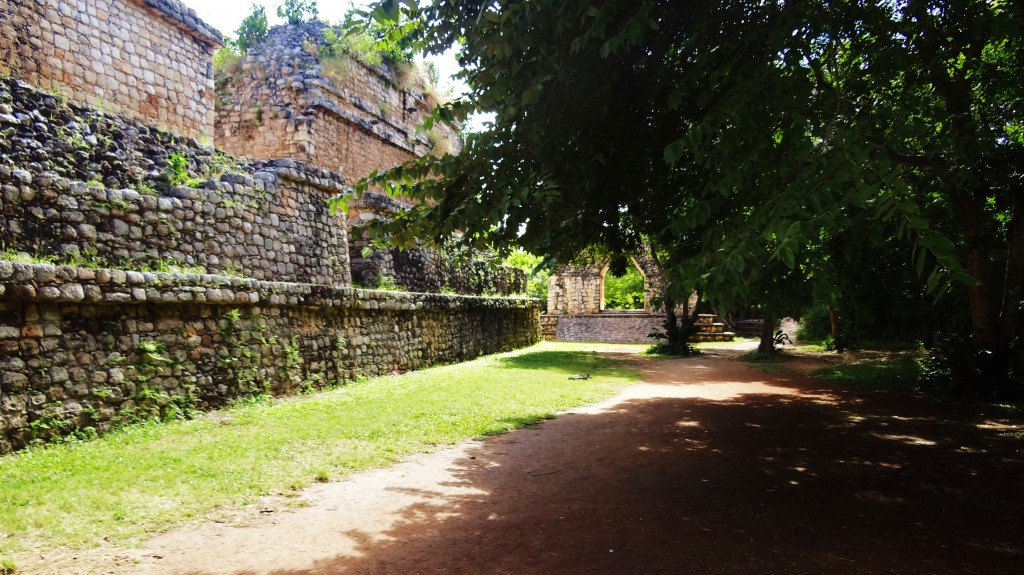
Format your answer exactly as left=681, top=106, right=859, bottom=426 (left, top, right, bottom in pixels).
left=180, top=0, right=466, bottom=98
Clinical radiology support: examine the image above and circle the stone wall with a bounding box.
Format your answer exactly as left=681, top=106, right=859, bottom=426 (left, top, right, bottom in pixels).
left=0, top=0, right=221, bottom=139
left=544, top=312, right=663, bottom=344
left=547, top=248, right=668, bottom=315
left=0, top=77, right=351, bottom=285
left=547, top=265, right=605, bottom=315
left=215, top=23, right=457, bottom=182
left=0, top=261, right=541, bottom=453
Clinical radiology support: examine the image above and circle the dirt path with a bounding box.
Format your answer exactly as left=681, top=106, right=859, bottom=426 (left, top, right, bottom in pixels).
left=30, top=346, right=1024, bottom=574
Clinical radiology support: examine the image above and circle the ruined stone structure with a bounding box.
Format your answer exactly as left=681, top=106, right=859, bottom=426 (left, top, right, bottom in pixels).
left=0, top=0, right=222, bottom=140
left=541, top=250, right=669, bottom=343
left=546, top=251, right=664, bottom=315
left=0, top=262, right=538, bottom=453
left=541, top=250, right=731, bottom=344
left=0, top=8, right=538, bottom=452
left=346, top=192, right=525, bottom=294
left=212, top=23, right=512, bottom=293
left=215, top=23, right=456, bottom=182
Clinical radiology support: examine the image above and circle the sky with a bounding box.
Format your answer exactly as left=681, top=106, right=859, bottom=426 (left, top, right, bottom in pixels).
left=180, top=0, right=466, bottom=95
left=181, top=0, right=362, bottom=38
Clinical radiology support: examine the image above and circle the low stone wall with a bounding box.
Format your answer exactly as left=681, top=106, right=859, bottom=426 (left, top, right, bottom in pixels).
left=0, top=261, right=541, bottom=453
left=545, top=312, right=663, bottom=344
left=0, top=0, right=221, bottom=139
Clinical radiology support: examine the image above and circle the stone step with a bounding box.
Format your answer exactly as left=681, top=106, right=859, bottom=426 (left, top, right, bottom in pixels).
left=691, top=331, right=737, bottom=342
left=693, top=313, right=735, bottom=342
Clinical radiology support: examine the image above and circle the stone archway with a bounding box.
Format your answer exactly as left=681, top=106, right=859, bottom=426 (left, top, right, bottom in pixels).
left=547, top=256, right=665, bottom=315
left=599, top=257, right=655, bottom=312
left=540, top=246, right=710, bottom=343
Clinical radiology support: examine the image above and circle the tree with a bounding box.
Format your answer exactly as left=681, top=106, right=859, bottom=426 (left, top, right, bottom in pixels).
left=277, top=0, right=318, bottom=25
left=350, top=0, right=1023, bottom=388
left=235, top=3, right=268, bottom=53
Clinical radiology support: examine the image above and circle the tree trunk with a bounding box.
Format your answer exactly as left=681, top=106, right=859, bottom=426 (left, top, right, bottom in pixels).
left=650, top=248, right=687, bottom=354
left=758, top=310, right=775, bottom=354
left=827, top=304, right=845, bottom=352
left=998, top=190, right=1023, bottom=347
left=957, top=195, right=1000, bottom=349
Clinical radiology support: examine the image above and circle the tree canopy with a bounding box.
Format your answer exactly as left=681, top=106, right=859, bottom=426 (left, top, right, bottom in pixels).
left=350, top=0, right=1024, bottom=390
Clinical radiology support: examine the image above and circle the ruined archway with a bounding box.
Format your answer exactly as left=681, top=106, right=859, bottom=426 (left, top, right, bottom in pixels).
left=541, top=246, right=727, bottom=343
left=600, top=260, right=646, bottom=311
left=546, top=246, right=667, bottom=316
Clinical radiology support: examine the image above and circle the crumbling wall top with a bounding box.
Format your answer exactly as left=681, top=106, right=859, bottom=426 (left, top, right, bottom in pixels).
left=138, top=0, right=224, bottom=47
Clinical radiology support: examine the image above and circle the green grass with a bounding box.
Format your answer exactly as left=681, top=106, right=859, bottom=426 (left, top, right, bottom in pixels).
left=811, top=359, right=923, bottom=393
left=0, top=342, right=639, bottom=555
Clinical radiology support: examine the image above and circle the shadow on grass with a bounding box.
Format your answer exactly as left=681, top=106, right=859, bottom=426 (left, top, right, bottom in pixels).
left=813, top=360, right=924, bottom=393
left=497, top=350, right=636, bottom=377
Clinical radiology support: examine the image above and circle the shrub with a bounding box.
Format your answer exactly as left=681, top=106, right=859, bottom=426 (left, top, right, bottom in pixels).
left=236, top=4, right=268, bottom=53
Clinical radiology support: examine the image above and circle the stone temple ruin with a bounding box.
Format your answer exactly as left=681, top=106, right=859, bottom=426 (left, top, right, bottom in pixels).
left=0, top=0, right=535, bottom=452
left=541, top=250, right=736, bottom=344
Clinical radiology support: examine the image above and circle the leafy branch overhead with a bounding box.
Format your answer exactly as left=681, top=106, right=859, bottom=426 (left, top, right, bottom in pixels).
left=348, top=0, right=1023, bottom=385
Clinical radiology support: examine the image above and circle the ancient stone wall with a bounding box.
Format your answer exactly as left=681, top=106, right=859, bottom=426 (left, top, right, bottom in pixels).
left=0, top=78, right=351, bottom=284
left=347, top=192, right=526, bottom=295
left=547, top=265, right=605, bottom=315
left=546, top=312, right=664, bottom=344
left=0, top=0, right=221, bottom=139
left=0, top=44, right=541, bottom=453
left=0, top=262, right=540, bottom=453
left=215, top=23, right=456, bottom=182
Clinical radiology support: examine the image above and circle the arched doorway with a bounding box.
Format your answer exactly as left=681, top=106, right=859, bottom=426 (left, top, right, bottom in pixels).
left=600, top=259, right=647, bottom=311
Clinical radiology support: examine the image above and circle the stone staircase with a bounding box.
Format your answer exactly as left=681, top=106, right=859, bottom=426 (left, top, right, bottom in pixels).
left=691, top=314, right=737, bottom=342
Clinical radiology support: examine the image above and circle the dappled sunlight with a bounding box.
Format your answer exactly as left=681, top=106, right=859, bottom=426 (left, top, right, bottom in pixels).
left=871, top=433, right=939, bottom=447
left=74, top=348, right=1024, bottom=575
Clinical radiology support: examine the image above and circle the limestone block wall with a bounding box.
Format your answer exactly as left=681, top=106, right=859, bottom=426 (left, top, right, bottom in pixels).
left=548, top=313, right=664, bottom=344
left=215, top=23, right=457, bottom=182
left=0, top=262, right=541, bottom=453
left=0, top=160, right=352, bottom=286
left=547, top=265, right=604, bottom=315
left=0, top=0, right=221, bottom=139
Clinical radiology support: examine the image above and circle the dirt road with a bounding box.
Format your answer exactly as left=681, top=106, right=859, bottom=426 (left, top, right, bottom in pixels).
left=33, top=347, right=1024, bottom=574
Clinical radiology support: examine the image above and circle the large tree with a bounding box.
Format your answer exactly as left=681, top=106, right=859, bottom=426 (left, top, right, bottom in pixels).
left=350, top=0, right=1023, bottom=387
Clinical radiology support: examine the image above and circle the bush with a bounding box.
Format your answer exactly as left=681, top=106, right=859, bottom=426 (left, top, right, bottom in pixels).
left=278, top=0, right=318, bottom=25
left=236, top=4, right=268, bottom=53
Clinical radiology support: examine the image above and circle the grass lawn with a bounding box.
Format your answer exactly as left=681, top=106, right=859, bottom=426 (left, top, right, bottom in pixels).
left=0, top=341, right=642, bottom=559
left=811, top=359, right=924, bottom=393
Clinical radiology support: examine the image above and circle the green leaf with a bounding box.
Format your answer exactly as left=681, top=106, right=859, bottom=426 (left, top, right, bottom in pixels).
left=664, top=138, right=687, bottom=165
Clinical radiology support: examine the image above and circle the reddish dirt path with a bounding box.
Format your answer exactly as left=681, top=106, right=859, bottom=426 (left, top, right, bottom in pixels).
left=32, top=347, right=1024, bottom=574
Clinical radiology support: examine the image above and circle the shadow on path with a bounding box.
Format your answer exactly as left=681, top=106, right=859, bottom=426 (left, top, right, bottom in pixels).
left=179, top=356, right=1024, bottom=574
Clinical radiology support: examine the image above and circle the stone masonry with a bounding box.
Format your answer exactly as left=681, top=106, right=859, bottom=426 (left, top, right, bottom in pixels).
left=215, top=23, right=457, bottom=182
left=543, top=248, right=701, bottom=343
left=0, top=0, right=222, bottom=140
left=0, top=77, right=351, bottom=285
left=0, top=68, right=539, bottom=451
left=0, top=261, right=539, bottom=453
